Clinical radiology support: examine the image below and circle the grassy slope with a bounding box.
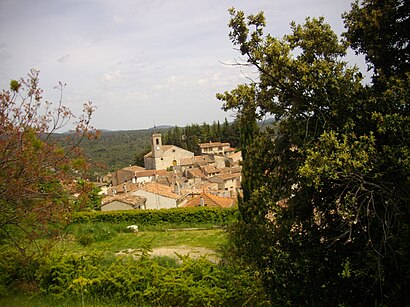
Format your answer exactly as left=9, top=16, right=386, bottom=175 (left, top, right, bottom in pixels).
left=59, top=223, right=227, bottom=256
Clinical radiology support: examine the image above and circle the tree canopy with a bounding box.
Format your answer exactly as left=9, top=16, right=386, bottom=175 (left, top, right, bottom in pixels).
left=218, top=1, right=409, bottom=305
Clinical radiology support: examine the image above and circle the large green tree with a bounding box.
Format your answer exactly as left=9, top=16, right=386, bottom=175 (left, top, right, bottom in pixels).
left=218, top=2, right=409, bottom=305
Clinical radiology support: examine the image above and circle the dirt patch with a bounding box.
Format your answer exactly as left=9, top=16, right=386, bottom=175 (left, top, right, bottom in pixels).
left=152, top=245, right=219, bottom=262
left=116, top=245, right=220, bottom=263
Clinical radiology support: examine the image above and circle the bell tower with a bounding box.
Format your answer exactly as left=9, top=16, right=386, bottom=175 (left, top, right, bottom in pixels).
left=152, top=133, right=162, bottom=158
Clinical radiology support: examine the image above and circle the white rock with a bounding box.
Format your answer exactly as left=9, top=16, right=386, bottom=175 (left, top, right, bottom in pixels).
left=127, top=225, right=139, bottom=232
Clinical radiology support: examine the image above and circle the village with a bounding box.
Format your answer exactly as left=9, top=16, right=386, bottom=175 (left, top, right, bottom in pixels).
left=99, top=133, right=242, bottom=211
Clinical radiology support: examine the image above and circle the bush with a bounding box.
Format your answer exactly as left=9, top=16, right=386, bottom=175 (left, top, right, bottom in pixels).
left=71, top=207, right=238, bottom=227
left=71, top=222, right=118, bottom=246
left=34, top=250, right=269, bottom=306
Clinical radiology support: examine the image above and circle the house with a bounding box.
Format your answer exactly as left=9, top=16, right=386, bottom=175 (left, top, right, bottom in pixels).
left=185, top=168, right=206, bottom=180
left=111, top=165, right=145, bottom=186
left=133, top=169, right=170, bottom=184
left=177, top=155, right=214, bottom=172
left=101, top=194, right=146, bottom=211
left=218, top=166, right=242, bottom=174
left=227, top=151, right=242, bottom=166
left=132, top=182, right=185, bottom=209
left=183, top=192, right=235, bottom=208
left=200, top=164, right=220, bottom=177
left=209, top=173, right=241, bottom=197
left=199, top=141, right=236, bottom=156
left=107, top=182, right=140, bottom=196
left=144, top=134, right=194, bottom=170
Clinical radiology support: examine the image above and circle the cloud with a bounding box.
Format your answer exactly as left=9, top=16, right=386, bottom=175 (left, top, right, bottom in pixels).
left=0, top=43, right=11, bottom=64
left=102, top=70, right=122, bottom=82
left=57, top=54, right=70, bottom=63
left=112, top=15, right=125, bottom=24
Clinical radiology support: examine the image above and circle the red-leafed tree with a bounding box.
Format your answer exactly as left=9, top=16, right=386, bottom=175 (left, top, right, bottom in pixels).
left=0, top=69, right=98, bottom=252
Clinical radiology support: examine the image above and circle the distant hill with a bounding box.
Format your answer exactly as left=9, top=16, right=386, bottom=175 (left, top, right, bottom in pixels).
left=148, top=125, right=173, bottom=130
left=77, top=127, right=172, bottom=174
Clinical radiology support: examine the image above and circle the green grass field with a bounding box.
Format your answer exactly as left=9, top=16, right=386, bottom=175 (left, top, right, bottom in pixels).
left=56, top=225, right=228, bottom=262
left=0, top=226, right=232, bottom=307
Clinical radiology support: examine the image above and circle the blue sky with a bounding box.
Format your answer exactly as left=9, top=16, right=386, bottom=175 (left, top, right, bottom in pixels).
left=0, top=0, right=360, bottom=130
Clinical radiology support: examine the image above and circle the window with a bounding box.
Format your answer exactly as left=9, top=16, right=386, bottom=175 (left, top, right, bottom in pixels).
left=156, top=139, right=159, bottom=145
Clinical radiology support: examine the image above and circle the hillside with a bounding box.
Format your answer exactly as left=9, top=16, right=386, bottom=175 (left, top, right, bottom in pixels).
left=79, top=127, right=170, bottom=173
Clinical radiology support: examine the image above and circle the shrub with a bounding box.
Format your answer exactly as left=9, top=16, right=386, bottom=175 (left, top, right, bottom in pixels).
left=71, top=207, right=238, bottom=226
left=35, top=250, right=269, bottom=306
left=71, top=222, right=118, bottom=246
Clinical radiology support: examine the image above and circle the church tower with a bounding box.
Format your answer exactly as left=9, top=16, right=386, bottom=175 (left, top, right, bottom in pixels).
left=152, top=133, right=162, bottom=158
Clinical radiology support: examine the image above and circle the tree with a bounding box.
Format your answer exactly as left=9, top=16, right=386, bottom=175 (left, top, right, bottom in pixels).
left=218, top=4, right=409, bottom=305
left=343, top=0, right=409, bottom=80
left=0, top=69, right=98, bottom=252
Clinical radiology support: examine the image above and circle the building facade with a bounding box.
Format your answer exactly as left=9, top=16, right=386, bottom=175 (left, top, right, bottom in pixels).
left=144, top=133, right=194, bottom=170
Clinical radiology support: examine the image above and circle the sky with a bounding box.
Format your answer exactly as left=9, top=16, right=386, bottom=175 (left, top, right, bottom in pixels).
left=0, top=0, right=360, bottom=131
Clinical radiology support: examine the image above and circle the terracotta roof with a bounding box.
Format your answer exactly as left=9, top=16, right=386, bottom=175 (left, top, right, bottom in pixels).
left=184, top=192, right=235, bottom=208
left=199, top=141, right=230, bottom=149
left=102, top=194, right=146, bottom=207
left=122, top=165, right=145, bottom=172
left=144, top=145, right=194, bottom=158
left=109, top=182, right=140, bottom=194
left=227, top=151, right=242, bottom=159
left=186, top=168, right=206, bottom=178
left=134, top=169, right=170, bottom=178
left=180, top=157, right=195, bottom=166
left=194, top=155, right=214, bottom=163
left=136, top=182, right=181, bottom=199
left=201, top=164, right=219, bottom=175
left=210, top=173, right=241, bottom=181
left=218, top=166, right=242, bottom=174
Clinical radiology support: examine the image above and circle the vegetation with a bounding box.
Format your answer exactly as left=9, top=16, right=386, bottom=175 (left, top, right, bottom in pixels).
left=0, top=249, right=267, bottom=306
left=71, top=207, right=238, bottom=226
left=77, top=129, right=160, bottom=173
left=0, top=211, right=267, bottom=306
left=0, top=69, right=97, bottom=254
left=218, top=1, right=409, bottom=305
left=162, top=119, right=241, bottom=155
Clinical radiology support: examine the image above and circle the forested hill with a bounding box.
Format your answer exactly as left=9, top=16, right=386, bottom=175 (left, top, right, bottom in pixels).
left=78, top=128, right=161, bottom=173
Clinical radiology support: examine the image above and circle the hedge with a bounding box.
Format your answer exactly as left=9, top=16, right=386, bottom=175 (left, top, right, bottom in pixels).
left=71, top=207, right=238, bottom=226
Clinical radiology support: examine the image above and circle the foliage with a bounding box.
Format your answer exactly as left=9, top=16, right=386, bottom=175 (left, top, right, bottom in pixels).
left=77, top=129, right=163, bottom=173
left=343, top=0, right=409, bottom=80
left=70, top=222, right=118, bottom=247
left=0, top=228, right=268, bottom=306
left=31, top=250, right=269, bottom=306
left=72, top=179, right=103, bottom=211
left=71, top=207, right=238, bottom=226
left=218, top=3, right=409, bottom=306
left=0, top=69, right=97, bottom=252
left=162, top=119, right=241, bottom=155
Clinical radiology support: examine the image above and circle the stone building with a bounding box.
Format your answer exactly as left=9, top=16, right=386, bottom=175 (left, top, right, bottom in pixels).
left=144, top=133, right=194, bottom=170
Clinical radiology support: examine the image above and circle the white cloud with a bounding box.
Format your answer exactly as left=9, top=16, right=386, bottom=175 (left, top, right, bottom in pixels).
left=57, top=54, right=70, bottom=63
left=112, top=15, right=125, bottom=24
